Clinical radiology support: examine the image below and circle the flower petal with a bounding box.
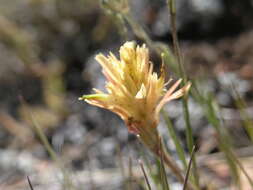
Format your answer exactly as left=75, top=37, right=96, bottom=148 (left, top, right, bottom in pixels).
left=135, top=83, right=147, bottom=99
left=155, top=81, right=191, bottom=114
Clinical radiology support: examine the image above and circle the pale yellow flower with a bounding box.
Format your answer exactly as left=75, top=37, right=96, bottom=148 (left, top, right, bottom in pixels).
left=79, top=41, right=191, bottom=136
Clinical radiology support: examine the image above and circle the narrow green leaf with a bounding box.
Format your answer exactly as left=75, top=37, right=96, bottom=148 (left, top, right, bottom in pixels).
left=158, top=138, right=170, bottom=190
left=232, top=86, right=253, bottom=142
left=79, top=94, right=107, bottom=100
left=205, top=95, right=240, bottom=186
left=162, top=110, right=187, bottom=169
left=183, top=146, right=196, bottom=190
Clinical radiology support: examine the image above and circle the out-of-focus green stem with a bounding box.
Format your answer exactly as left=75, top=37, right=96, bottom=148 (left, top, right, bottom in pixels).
left=32, top=116, right=76, bottom=190
left=162, top=110, right=187, bottom=169
left=138, top=127, right=185, bottom=185
left=0, top=16, right=45, bottom=76
left=101, top=0, right=176, bottom=69
left=183, top=146, right=196, bottom=190
left=167, top=0, right=185, bottom=80
left=124, top=13, right=153, bottom=48
left=205, top=95, right=240, bottom=186
left=167, top=0, right=200, bottom=189
left=232, top=85, right=253, bottom=142
left=138, top=126, right=194, bottom=190
left=0, top=16, right=67, bottom=116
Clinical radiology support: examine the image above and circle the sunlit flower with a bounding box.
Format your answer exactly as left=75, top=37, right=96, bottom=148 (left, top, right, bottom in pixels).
left=79, top=41, right=192, bottom=184
left=79, top=41, right=190, bottom=145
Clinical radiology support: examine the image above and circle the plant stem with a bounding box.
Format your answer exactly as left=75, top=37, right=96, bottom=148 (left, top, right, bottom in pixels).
left=167, top=0, right=185, bottom=80
left=152, top=146, right=195, bottom=190
left=167, top=0, right=200, bottom=188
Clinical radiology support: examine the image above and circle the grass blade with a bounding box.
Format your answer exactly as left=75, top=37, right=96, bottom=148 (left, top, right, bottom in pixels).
left=162, top=110, right=187, bottom=170
left=183, top=146, right=196, bottom=190
left=205, top=94, right=240, bottom=186
left=167, top=0, right=200, bottom=187
left=27, top=176, right=34, bottom=190
left=19, top=98, right=76, bottom=190
left=158, top=137, right=170, bottom=190
left=232, top=85, right=253, bottom=142
left=139, top=160, right=152, bottom=190
left=230, top=150, right=253, bottom=188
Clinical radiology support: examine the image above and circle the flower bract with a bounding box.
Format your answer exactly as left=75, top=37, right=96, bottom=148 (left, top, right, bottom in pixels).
left=79, top=41, right=191, bottom=136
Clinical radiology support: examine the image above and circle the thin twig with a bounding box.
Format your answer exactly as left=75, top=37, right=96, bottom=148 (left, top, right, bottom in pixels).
left=159, top=137, right=170, bottom=190
left=27, top=176, right=34, bottom=190
left=183, top=146, right=196, bottom=190
left=151, top=137, right=194, bottom=190
left=139, top=160, right=152, bottom=190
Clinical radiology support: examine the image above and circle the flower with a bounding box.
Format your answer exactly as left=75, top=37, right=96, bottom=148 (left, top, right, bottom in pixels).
left=79, top=41, right=192, bottom=185
left=79, top=41, right=190, bottom=139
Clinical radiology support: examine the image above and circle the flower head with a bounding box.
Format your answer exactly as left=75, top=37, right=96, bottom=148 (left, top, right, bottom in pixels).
left=79, top=41, right=191, bottom=136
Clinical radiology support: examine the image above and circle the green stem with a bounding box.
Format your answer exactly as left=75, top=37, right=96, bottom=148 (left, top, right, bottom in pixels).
left=167, top=0, right=200, bottom=188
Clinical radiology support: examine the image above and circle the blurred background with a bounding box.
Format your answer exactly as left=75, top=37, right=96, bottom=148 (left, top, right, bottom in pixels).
left=0, top=0, right=253, bottom=189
